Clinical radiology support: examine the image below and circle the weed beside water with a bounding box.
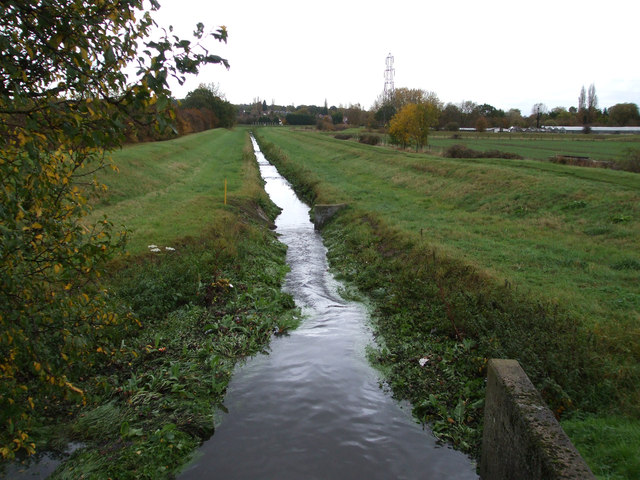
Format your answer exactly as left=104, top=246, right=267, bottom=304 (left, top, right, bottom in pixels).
left=48, top=230, right=299, bottom=479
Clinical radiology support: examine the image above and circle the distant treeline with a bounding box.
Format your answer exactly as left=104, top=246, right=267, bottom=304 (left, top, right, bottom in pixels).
left=132, top=85, right=640, bottom=141
left=126, top=84, right=236, bottom=143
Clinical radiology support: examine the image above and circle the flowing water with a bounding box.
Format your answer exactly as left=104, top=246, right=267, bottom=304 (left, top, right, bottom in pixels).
left=179, top=137, right=478, bottom=479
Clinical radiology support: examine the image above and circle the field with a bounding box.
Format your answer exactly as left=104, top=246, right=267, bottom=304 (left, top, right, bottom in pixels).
left=427, top=130, right=640, bottom=162
left=255, top=127, right=640, bottom=479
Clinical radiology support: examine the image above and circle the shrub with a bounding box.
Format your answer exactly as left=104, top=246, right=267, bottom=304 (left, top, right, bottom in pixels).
left=445, top=144, right=475, bottom=158
left=359, top=134, right=381, bottom=146
left=445, top=122, right=460, bottom=132
left=549, top=155, right=616, bottom=170
left=316, top=116, right=334, bottom=131
left=334, top=134, right=353, bottom=140
left=444, top=144, right=523, bottom=160
left=620, top=148, right=640, bottom=173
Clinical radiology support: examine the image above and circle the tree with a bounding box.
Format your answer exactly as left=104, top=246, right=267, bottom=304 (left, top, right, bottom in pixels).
left=373, top=88, right=442, bottom=127
left=344, top=104, right=366, bottom=126
left=331, top=111, right=344, bottom=125
left=0, top=0, right=228, bottom=458
left=578, top=85, right=588, bottom=125
left=608, top=103, right=640, bottom=126
left=587, top=84, right=598, bottom=124
left=374, top=103, right=397, bottom=126
left=459, top=100, right=478, bottom=128
left=531, top=103, right=547, bottom=129
left=181, top=83, right=236, bottom=128
left=439, top=103, right=462, bottom=129
left=506, top=108, right=524, bottom=128
left=285, top=113, right=315, bottom=125
left=389, top=102, right=439, bottom=151
left=475, top=116, right=488, bottom=132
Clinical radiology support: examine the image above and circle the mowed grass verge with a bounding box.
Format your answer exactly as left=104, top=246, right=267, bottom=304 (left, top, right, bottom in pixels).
left=89, top=127, right=263, bottom=253
left=30, top=128, right=300, bottom=479
left=255, top=127, right=640, bottom=478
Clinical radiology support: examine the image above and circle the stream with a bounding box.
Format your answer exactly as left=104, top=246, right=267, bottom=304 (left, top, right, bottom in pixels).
left=178, top=136, right=478, bottom=479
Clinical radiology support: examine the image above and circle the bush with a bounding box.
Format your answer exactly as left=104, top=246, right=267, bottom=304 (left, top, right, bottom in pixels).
left=620, top=148, right=640, bottom=173
left=445, top=122, right=460, bottom=132
left=550, top=155, right=616, bottom=170
left=334, top=134, right=353, bottom=140
left=444, top=144, right=523, bottom=159
left=316, top=116, right=334, bottom=131
left=359, top=134, right=381, bottom=146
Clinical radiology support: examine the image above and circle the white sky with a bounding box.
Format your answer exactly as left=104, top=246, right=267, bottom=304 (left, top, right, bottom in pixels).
left=151, top=0, right=640, bottom=113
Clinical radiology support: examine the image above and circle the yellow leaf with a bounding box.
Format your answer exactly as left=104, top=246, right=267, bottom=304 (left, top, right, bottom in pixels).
left=64, top=381, right=83, bottom=395
left=33, top=362, right=41, bottom=372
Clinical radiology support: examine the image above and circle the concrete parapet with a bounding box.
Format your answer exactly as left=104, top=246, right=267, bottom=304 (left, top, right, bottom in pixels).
left=312, top=204, right=347, bottom=229
left=480, top=359, right=595, bottom=480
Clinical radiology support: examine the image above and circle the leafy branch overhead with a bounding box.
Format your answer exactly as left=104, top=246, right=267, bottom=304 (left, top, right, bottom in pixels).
left=0, top=0, right=228, bottom=460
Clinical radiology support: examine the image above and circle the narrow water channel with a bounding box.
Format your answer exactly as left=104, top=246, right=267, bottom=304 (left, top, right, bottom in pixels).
left=179, top=137, right=478, bottom=479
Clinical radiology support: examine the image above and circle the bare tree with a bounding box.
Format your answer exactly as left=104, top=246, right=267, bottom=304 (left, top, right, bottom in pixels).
left=532, top=103, right=547, bottom=129
left=578, top=86, right=587, bottom=125
left=587, top=84, right=598, bottom=123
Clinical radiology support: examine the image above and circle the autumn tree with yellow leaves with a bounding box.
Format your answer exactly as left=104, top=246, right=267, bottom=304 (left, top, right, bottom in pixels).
left=389, top=100, right=440, bottom=151
left=0, top=0, right=228, bottom=459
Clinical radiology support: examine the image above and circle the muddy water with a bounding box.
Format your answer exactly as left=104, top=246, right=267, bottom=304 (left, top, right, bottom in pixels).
left=178, top=137, right=478, bottom=479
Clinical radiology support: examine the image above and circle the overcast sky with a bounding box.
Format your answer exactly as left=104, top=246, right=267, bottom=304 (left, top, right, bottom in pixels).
left=151, top=0, right=639, bottom=114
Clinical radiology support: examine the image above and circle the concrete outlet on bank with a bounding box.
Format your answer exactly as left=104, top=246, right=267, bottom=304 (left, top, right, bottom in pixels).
left=480, top=359, right=595, bottom=479
left=312, top=204, right=348, bottom=229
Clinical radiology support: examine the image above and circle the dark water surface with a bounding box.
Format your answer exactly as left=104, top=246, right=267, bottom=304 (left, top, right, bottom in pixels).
left=178, top=137, right=478, bottom=479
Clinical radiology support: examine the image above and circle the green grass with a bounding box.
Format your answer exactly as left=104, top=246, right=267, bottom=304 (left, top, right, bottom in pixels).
left=6, top=127, right=300, bottom=479
left=255, top=126, right=640, bottom=477
left=562, top=415, right=640, bottom=480
left=259, top=128, right=640, bottom=332
left=89, top=128, right=266, bottom=254
left=427, top=130, right=640, bottom=162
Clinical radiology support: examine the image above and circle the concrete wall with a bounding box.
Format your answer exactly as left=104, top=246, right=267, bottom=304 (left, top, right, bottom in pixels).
left=480, top=359, right=595, bottom=480
left=312, top=204, right=347, bottom=229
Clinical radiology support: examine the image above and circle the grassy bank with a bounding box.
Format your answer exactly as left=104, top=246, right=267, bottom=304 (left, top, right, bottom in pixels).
left=4, top=128, right=299, bottom=479
left=255, top=127, right=640, bottom=478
